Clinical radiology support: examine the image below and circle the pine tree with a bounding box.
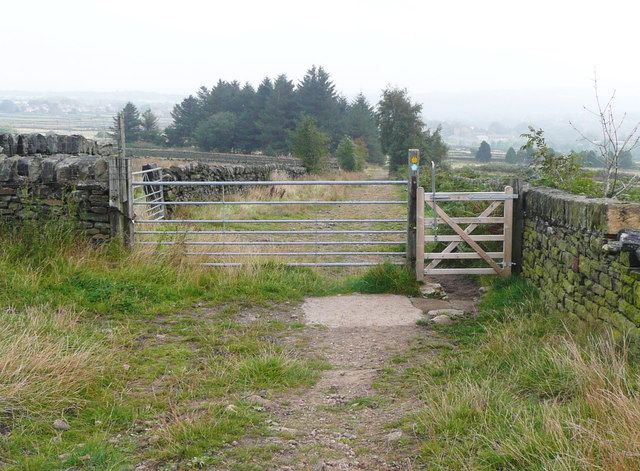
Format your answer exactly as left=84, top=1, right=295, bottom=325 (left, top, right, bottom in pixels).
left=288, top=114, right=329, bottom=173
left=252, top=78, right=274, bottom=150
left=199, top=80, right=244, bottom=117
left=112, top=102, right=142, bottom=144
left=235, top=83, right=258, bottom=153
left=140, top=108, right=162, bottom=144
left=296, top=66, right=344, bottom=142
left=165, top=95, right=202, bottom=146
left=476, top=141, right=492, bottom=162
left=344, top=94, right=383, bottom=164
left=257, top=75, right=298, bottom=155
left=193, top=112, right=239, bottom=152
left=505, top=146, right=517, bottom=163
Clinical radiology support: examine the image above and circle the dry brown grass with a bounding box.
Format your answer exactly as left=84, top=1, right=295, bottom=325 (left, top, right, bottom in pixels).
left=414, top=278, right=640, bottom=470
left=0, top=306, right=109, bottom=420
left=554, top=336, right=640, bottom=470
left=132, top=168, right=379, bottom=265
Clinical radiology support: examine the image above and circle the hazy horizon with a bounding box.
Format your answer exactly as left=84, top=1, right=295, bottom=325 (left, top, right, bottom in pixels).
left=4, top=0, right=640, bottom=98
left=4, top=0, right=640, bottom=151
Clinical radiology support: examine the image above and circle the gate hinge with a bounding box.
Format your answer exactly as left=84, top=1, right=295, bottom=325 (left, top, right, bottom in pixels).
left=500, top=261, right=516, bottom=267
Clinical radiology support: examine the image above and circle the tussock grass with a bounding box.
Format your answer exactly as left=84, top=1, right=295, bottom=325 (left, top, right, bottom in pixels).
left=0, top=216, right=416, bottom=315
left=232, top=350, right=322, bottom=390
left=153, top=402, right=265, bottom=464
left=411, top=276, right=640, bottom=470
left=342, top=263, right=420, bottom=296
left=0, top=306, right=108, bottom=420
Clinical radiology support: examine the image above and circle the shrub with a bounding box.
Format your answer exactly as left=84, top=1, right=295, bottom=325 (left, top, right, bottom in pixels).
left=336, top=136, right=363, bottom=171
left=521, top=127, right=601, bottom=196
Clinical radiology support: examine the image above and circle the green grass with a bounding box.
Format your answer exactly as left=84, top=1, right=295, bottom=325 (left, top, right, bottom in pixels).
left=0, top=217, right=420, bottom=316
left=399, top=276, right=640, bottom=470
left=0, top=220, right=417, bottom=470
left=340, top=263, right=420, bottom=296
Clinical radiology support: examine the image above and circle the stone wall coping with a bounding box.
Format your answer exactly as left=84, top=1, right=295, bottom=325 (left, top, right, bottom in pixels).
left=0, top=154, right=109, bottom=185
left=0, top=133, right=114, bottom=157
left=524, top=186, right=640, bottom=236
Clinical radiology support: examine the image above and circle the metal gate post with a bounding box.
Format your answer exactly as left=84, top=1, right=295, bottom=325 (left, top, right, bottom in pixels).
left=407, top=149, right=419, bottom=274
left=109, top=114, right=135, bottom=247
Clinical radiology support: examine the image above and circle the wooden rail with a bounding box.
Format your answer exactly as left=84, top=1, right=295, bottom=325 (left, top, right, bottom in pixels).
left=416, top=187, right=516, bottom=280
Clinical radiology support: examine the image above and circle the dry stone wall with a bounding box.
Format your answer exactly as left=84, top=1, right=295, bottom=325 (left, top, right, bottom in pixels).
left=159, top=161, right=306, bottom=202
left=0, top=133, right=113, bottom=241
left=0, top=133, right=307, bottom=241
left=521, top=187, right=640, bottom=336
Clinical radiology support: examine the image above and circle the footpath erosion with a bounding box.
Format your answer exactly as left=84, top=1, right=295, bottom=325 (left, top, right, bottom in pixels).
left=213, top=172, right=480, bottom=470
left=228, top=280, right=478, bottom=470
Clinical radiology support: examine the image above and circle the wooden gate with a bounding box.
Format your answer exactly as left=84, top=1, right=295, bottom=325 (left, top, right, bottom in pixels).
left=415, top=187, right=517, bottom=280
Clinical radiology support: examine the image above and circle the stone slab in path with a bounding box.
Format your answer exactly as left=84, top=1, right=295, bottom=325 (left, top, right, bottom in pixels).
left=302, top=294, right=424, bottom=328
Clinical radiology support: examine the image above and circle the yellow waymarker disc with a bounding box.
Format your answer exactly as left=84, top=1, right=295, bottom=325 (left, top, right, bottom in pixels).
left=411, top=156, right=418, bottom=163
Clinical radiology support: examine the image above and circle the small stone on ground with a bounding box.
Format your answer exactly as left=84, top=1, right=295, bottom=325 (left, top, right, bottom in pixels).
left=53, top=419, right=70, bottom=431
left=427, top=308, right=465, bottom=317
left=432, top=314, right=453, bottom=325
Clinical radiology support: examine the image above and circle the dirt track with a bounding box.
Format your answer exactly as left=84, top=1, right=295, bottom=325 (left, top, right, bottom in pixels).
left=227, top=275, right=479, bottom=471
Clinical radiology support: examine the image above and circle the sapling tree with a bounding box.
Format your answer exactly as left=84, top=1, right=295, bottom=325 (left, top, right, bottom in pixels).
left=288, top=114, right=330, bottom=173
left=570, top=75, right=640, bottom=198
left=521, top=127, right=599, bottom=195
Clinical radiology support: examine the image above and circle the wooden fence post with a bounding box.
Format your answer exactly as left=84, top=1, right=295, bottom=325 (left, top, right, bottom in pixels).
left=416, top=186, right=425, bottom=281
left=109, top=114, right=135, bottom=247
left=407, top=149, right=419, bottom=275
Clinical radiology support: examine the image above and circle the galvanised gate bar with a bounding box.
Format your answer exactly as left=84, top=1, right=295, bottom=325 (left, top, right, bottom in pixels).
left=131, top=177, right=408, bottom=267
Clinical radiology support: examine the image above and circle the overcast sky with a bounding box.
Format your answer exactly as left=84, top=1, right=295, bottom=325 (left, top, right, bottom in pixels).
left=3, top=0, right=639, bottom=105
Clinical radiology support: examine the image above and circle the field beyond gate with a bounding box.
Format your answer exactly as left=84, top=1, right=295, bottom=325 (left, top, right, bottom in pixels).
left=132, top=168, right=409, bottom=268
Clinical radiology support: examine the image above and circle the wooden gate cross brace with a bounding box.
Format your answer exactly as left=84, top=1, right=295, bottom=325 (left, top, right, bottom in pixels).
left=425, top=200, right=504, bottom=274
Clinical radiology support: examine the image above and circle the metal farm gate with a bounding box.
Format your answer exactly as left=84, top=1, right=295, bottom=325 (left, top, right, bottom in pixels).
left=130, top=175, right=409, bottom=268
left=111, top=147, right=517, bottom=276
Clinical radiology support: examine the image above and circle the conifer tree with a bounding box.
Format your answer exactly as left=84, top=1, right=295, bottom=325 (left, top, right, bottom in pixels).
left=193, top=112, right=239, bottom=152
left=288, top=114, right=329, bottom=173
left=165, top=95, right=202, bottom=146
left=297, top=66, right=344, bottom=141
left=475, top=141, right=492, bottom=161
left=112, top=102, right=142, bottom=143
left=140, top=108, right=162, bottom=144
left=257, top=75, right=298, bottom=155
left=344, top=94, right=383, bottom=164
left=505, top=146, right=517, bottom=163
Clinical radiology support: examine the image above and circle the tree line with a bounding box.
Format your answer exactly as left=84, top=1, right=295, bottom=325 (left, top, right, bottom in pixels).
left=473, top=141, right=635, bottom=169
left=114, top=65, right=448, bottom=173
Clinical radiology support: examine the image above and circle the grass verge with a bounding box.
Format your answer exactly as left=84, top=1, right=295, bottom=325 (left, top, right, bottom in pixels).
left=0, top=220, right=416, bottom=470
left=407, top=276, right=640, bottom=470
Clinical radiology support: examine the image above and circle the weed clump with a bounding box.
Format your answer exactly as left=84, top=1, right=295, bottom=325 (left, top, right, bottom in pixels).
left=341, top=263, right=420, bottom=296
